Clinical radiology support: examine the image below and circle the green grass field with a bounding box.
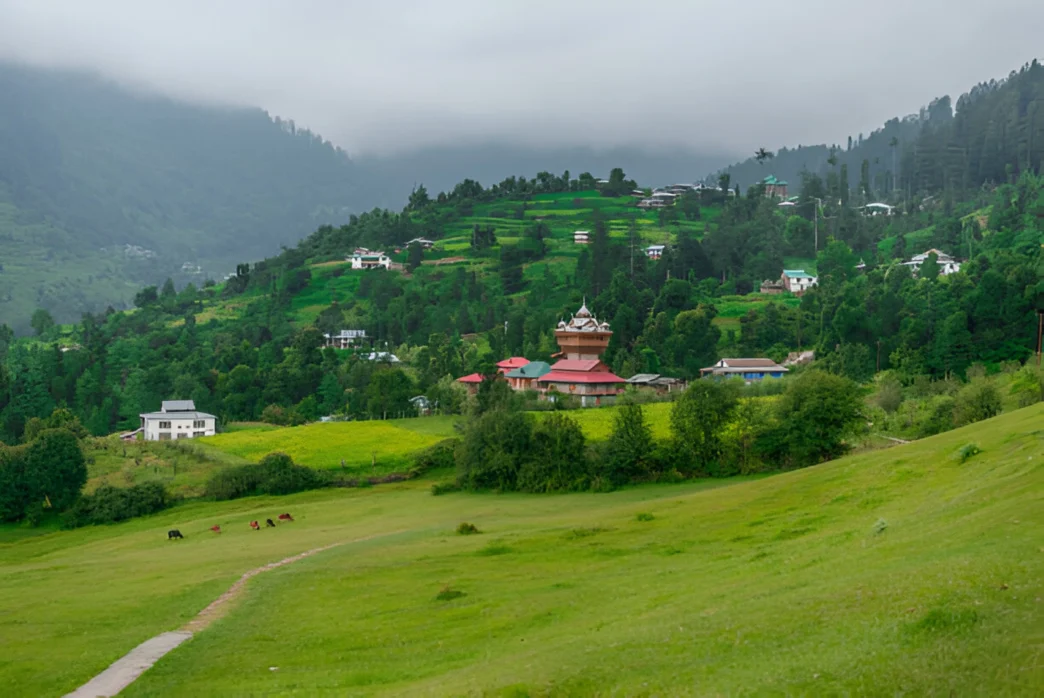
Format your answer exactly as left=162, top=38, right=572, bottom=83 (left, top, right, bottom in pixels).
left=200, top=420, right=452, bottom=473
left=202, top=405, right=675, bottom=472
left=1, top=404, right=1041, bottom=696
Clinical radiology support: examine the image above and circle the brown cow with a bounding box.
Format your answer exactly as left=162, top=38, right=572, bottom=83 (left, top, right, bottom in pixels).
left=278, top=513, right=294, bottom=522
left=249, top=521, right=260, bottom=531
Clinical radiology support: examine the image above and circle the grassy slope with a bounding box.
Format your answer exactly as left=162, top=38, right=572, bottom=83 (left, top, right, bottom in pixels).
left=0, top=404, right=1040, bottom=696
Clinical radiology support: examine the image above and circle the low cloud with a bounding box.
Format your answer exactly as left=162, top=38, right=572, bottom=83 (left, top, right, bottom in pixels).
left=1, top=0, right=1040, bottom=156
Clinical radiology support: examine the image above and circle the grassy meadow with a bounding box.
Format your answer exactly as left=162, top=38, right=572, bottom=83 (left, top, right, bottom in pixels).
left=0, top=404, right=1041, bottom=696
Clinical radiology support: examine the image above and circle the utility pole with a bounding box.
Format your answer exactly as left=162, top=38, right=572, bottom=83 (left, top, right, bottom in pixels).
left=876, top=339, right=882, bottom=373
left=1037, top=310, right=1043, bottom=367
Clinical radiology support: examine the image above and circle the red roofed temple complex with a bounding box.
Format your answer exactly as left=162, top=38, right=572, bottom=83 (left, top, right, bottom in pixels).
left=538, top=301, right=625, bottom=406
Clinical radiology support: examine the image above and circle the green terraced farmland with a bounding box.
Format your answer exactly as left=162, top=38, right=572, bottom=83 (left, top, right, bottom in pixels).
left=1, top=404, right=1041, bottom=696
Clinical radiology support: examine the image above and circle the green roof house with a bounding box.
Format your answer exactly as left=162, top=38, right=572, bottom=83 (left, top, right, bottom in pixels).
left=762, top=175, right=789, bottom=199
left=505, top=361, right=551, bottom=391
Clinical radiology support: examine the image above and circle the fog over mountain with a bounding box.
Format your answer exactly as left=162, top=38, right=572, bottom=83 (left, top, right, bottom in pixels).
left=2, top=0, right=1042, bottom=160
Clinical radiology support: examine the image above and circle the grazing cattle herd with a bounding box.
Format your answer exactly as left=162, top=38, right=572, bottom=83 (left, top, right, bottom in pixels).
left=167, top=514, right=294, bottom=540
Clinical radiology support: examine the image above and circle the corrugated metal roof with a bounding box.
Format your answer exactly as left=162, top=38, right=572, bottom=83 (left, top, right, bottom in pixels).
left=539, top=371, right=625, bottom=384
left=161, top=400, right=196, bottom=412
left=505, top=361, right=551, bottom=379
left=141, top=411, right=216, bottom=420
left=721, top=358, right=783, bottom=368
left=496, top=356, right=530, bottom=369
left=549, top=359, right=603, bottom=372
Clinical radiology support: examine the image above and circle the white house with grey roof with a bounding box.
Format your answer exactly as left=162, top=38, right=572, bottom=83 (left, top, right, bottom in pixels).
left=140, top=400, right=216, bottom=441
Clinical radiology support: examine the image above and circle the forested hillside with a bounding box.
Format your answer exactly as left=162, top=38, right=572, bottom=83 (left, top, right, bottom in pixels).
left=718, top=60, right=1044, bottom=200
left=0, top=62, right=1041, bottom=445
left=0, top=62, right=372, bottom=332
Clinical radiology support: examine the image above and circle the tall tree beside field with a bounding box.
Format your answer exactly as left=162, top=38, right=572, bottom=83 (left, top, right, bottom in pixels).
left=605, top=401, right=654, bottom=483
left=670, top=380, right=738, bottom=475
left=771, top=371, right=862, bottom=466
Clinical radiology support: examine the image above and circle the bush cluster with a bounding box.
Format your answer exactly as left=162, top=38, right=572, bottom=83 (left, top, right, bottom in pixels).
left=205, top=452, right=325, bottom=500
left=62, top=482, right=170, bottom=528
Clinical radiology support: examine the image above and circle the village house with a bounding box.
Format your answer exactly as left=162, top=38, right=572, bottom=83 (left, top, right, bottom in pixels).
left=363, top=351, right=400, bottom=363
left=139, top=400, right=216, bottom=441
left=903, top=249, right=962, bottom=276
left=637, top=198, right=669, bottom=209
left=781, top=269, right=817, bottom=295
left=700, top=358, right=788, bottom=383
left=349, top=250, right=392, bottom=270
left=573, top=230, right=590, bottom=245
left=625, top=373, right=685, bottom=394
left=405, top=237, right=435, bottom=249
left=645, top=244, right=666, bottom=260
left=759, top=278, right=785, bottom=295
left=456, top=372, right=484, bottom=394
left=323, top=329, right=366, bottom=349
left=762, top=175, right=789, bottom=199
left=496, top=357, right=530, bottom=375
left=537, top=302, right=625, bottom=406
left=862, top=202, right=895, bottom=216
left=504, top=361, right=551, bottom=391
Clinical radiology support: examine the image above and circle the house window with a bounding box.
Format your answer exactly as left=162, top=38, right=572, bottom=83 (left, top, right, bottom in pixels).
left=193, top=431, right=205, bottom=437
left=193, top=420, right=206, bottom=429
left=177, top=433, right=188, bottom=439
left=159, top=421, right=171, bottom=429
left=159, top=432, right=171, bottom=440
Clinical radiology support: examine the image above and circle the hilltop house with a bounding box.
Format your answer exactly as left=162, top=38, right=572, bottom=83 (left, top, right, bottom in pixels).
left=700, top=358, right=788, bottom=383
left=323, top=329, right=366, bottom=349
left=645, top=244, right=666, bottom=260
left=363, top=351, right=400, bottom=363
left=139, top=400, right=216, bottom=441
left=862, top=202, right=895, bottom=216
left=781, top=269, right=817, bottom=295
left=349, top=250, right=392, bottom=270
left=903, top=249, right=962, bottom=276
left=762, top=175, right=788, bottom=199
left=405, top=237, right=435, bottom=249
left=573, top=230, right=590, bottom=245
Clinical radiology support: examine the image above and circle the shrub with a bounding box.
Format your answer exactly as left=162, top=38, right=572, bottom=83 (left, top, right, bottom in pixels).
left=636, top=512, right=655, bottom=522
left=1010, top=364, right=1044, bottom=407
left=953, top=380, right=1002, bottom=426
left=62, top=482, right=171, bottom=528
left=431, top=481, right=462, bottom=496
left=955, top=443, right=982, bottom=463
left=917, top=395, right=956, bottom=437
left=670, top=380, right=739, bottom=476
left=872, top=518, right=888, bottom=535
left=435, top=586, right=466, bottom=601
left=205, top=452, right=324, bottom=500
left=410, top=438, right=459, bottom=477
left=769, top=371, right=862, bottom=467
left=456, top=522, right=480, bottom=535
left=874, top=376, right=904, bottom=413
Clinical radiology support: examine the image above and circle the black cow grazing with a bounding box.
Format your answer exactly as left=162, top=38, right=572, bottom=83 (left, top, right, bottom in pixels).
left=266, top=519, right=276, bottom=528
left=167, top=530, right=184, bottom=540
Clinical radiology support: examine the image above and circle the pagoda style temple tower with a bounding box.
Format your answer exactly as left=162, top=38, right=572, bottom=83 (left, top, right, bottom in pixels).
left=553, top=300, right=612, bottom=360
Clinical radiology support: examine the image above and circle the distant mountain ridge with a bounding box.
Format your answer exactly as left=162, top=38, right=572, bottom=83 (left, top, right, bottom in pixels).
left=0, top=62, right=372, bottom=331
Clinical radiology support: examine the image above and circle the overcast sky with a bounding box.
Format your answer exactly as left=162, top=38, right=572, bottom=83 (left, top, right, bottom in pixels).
left=1, top=0, right=1041, bottom=157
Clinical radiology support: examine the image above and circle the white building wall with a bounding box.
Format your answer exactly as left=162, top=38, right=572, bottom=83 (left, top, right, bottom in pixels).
left=142, top=417, right=216, bottom=441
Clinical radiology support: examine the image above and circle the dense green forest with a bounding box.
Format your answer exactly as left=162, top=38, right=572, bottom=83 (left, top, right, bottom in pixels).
left=718, top=61, right=1044, bottom=198
left=0, top=61, right=1041, bottom=447
left=0, top=62, right=375, bottom=332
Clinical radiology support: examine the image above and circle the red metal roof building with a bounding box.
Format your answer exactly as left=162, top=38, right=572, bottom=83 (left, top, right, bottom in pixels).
left=495, top=356, right=530, bottom=374
left=539, top=304, right=624, bottom=406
